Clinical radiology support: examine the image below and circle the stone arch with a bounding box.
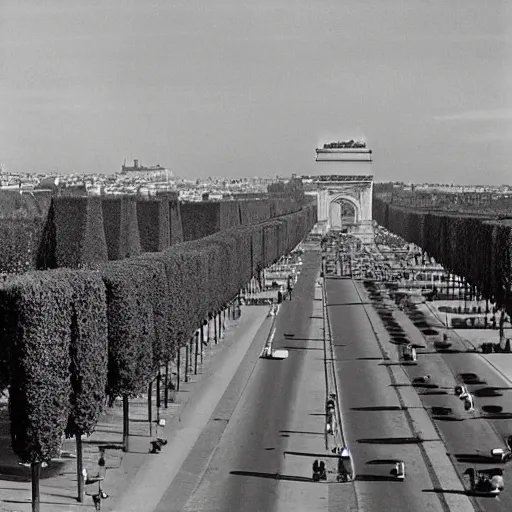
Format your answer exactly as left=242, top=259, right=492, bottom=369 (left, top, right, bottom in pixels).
left=328, top=194, right=362, bottom=229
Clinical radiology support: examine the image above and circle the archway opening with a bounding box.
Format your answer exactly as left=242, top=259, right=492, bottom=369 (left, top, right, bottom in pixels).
left=329, top=199, right=357, bottom=232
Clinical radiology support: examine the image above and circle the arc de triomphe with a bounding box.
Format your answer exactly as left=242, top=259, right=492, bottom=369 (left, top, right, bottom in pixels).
left=302, top=141, right=374, bottom=243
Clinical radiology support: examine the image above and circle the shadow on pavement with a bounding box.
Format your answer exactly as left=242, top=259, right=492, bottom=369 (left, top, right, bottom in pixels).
left=355, top=474, right=401, bottom=482
left=430, top=406, right=453, bottom=415
left=357, top=437, right=423, bottom=445
left=230, top=470, right=313, bottom=483
left=351, top=406, right=403, bottom=412
left=280, top=430, right=324, bottom=435
left=479, top=413, right=512, bottom=420
left=420, top=350, right=472, bottom=355
left=423, top=488, right=496, bottom=498
left=82, top=440, right=124, bottom=448
left=3, top=500, right=79, bottom=506
left=366, top=459, right=402, bottom=465
left=482, top=405, right=503, bottom=414
left=283, top=346, right=323, bottom=351
left=473, top=387, right=510, bottom=397
left=283, top=338, right=325, bottom=342
left=326, top=302, right=372, bottom=306
left=432, top=416, right=464, bottom=422
left=453, top=453, right=501, bottom=464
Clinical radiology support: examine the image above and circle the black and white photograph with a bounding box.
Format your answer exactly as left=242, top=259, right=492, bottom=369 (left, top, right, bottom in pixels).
left=0, top=1, right=511, bottom=511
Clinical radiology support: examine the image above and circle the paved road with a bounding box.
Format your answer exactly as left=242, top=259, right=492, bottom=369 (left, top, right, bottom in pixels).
left=325, top=278, right=448, bottom=512
left=400, top=321, right=512, bottom=511
left=151, top=257, right=510, bottom=512
left=355, top=280, right=512, bottom=512
left=153, top=251, right=358, bottom=512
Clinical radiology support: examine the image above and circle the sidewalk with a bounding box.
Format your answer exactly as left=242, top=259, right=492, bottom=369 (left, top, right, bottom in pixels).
left=419, top=300, right=512, bottom=387
left=0, top=306, right=270, bottom=512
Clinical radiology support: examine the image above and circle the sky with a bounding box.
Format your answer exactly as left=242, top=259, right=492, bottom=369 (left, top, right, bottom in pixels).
left=0, top=0, right=511, bottom=184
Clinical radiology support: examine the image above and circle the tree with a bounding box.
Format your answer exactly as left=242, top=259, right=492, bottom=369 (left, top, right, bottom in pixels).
left=100, top=263, right=154, bottom=451
left=63, top=271, right=108, bottom=503
left=0, top=271, right=73, bottom=512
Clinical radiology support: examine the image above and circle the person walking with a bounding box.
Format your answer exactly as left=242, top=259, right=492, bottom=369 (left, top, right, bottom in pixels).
left=287, top=275, right=293, bottom=300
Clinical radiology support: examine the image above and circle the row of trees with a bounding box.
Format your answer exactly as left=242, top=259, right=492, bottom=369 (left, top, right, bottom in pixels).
left=0, top=203, right=317, bottom=509
left=373, top=196, right=512, bottom=314
left=180, top=196, right=303, bottom=241
left=374, top=186, right=512, bottom=216
left=0, top=192, right=306, bottom=275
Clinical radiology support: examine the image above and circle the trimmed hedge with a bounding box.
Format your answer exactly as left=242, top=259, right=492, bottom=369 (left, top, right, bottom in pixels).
left=41, top=197, right=108, bottom=269
left=373, top=196, right=512, bottom=313
left=121, top=257, right=170, bottom=369
left=102, top=196, right=142, bottom=260
left=1, top=195, right=311, bottom=273
left=0, top=191, right=52, bottom=274
left=181, top=202, right=221, bottom=241
left=170, top=246, right=210, bottom=330
left=100, top=263, right=154, bottom=397
left=169, top=198, right=184, bottom=245
left=219, top=201, right=241, bottom=230
left=64, top=271, right=108, bottom=437
left=239, top=199, right=271, bottom=226
left=0, top=201, right=317, bottom=457
left=137, top=199, right=171, bottom=252
left=181, top=197, right=305, bottom=242
left=0, top=271, right=72, bottom=462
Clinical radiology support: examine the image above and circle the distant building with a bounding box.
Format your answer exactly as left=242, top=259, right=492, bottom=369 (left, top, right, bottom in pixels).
left=121, top=159, right=173, bottom=177
left=35, top=176, right=60, bottom=192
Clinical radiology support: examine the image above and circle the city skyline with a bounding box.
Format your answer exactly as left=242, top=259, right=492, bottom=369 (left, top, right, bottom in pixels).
left=1, top=0, right=511, bottom=184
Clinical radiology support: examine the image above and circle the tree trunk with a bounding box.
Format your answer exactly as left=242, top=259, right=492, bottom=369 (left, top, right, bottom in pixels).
left=200, top=324, right=205, bottom=365
left=148, top=381, right=153, bottom=437
left=156, top=370, right=161, bottom=422
left=76, top=433, right=84, bottom=503
left=194, top=331, right=199, bottom=374
left=185, top=344, right=189, bottom=383
left=31, top=462, right=40, bottom=512
left=123, top=395, right=130, bottom=452
left=218, top=312, right=222, bottom=340
left=164, top=363, right=169, bottom=408
left=176, top=349, right=181, bottom=391
left=499, top=309, right=506, bottom=349
left=214, top=313, right=218, bottom=344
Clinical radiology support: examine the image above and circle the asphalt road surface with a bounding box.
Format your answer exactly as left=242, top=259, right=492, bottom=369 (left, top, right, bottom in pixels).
left=325, top=277, right=448, bottom=512
left=154, top=250, right=358, bottom=512
left=344, top=278, right=512, bottom=512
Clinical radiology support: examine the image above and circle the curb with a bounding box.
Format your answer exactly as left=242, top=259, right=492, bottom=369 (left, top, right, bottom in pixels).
left=321, top=278, right=346, bottom=449
left=480, top=355, right=512, bottom=387
left=320, top=276, right=356, bottom=487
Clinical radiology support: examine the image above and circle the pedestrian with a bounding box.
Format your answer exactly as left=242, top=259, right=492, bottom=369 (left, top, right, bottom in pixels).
left=287, top=275, right=293, bottom=300
left=97, top=449, right=108, bottom=499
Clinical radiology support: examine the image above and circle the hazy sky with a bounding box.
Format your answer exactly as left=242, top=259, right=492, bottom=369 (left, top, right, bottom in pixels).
left=1, top=1, right=511, bottom=183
